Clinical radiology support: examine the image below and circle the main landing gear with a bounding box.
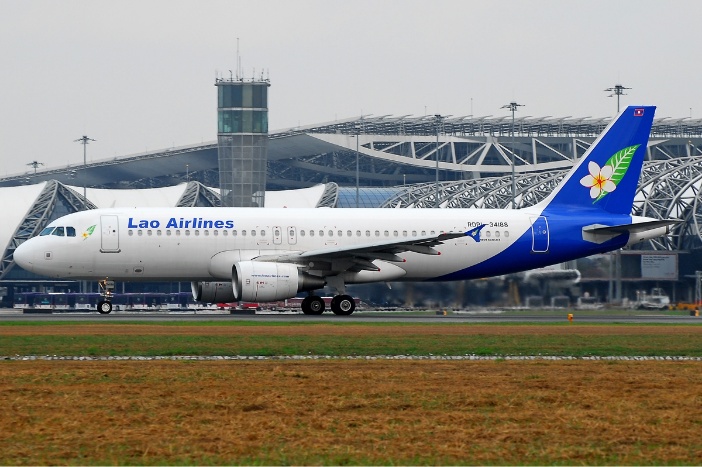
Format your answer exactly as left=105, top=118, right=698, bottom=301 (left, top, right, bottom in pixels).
left=300, top=294, right=356, bottom=316
left=97, top=278, right=115, bottom=314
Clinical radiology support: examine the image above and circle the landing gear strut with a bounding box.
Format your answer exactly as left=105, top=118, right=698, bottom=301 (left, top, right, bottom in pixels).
left=97, top=279, right=115, bottom=314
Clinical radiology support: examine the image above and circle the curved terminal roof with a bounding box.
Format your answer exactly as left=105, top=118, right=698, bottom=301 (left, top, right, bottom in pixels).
left=2, top=115, right=700, bottom=190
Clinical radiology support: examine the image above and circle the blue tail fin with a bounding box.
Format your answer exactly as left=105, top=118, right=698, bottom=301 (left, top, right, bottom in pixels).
left=539, top=105, right=655, bottom=215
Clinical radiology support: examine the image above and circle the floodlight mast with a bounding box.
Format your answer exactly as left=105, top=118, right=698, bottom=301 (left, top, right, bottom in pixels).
left=434, top=114, right=444, bottom=208
left=501, top=102, right=524, bottom=209
left=74, top=135, right=96, bottom=207
left=604, top=84, right=631, bottom=112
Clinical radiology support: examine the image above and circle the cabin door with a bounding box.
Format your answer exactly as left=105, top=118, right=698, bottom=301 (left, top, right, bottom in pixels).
left=530, top=216, right=550, bottom=253
left=100, top=215, right=120, bottom=253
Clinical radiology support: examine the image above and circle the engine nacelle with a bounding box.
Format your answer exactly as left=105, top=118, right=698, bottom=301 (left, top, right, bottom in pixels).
left=191, top=281, right=237, bottom=303
left=233, top=261, right=326, bottom=302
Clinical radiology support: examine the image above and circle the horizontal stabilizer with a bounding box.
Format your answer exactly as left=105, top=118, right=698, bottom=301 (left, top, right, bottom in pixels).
left=582, top=219, right=680, bottom=244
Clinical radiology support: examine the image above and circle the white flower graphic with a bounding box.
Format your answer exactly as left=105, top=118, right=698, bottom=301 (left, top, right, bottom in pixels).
left=580, top=161, right=617, bottom=199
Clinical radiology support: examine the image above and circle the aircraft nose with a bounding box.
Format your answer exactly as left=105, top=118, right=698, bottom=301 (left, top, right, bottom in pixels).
left=13, top=241, right=34, bottom=272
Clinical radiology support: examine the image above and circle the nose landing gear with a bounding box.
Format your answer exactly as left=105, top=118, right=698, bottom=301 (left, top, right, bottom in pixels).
left=97, top=279, right=115, bottom=314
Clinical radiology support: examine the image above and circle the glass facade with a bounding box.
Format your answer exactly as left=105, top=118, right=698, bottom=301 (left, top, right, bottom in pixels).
left=216, top=80, right=269, bottom=207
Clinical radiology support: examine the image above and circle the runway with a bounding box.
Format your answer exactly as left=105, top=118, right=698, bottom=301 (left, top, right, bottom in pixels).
left=1, top=308, right=700, bottom=324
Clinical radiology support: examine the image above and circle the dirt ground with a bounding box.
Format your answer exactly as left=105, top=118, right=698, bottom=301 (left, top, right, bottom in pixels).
left=2, top=323, right=701, bottom=464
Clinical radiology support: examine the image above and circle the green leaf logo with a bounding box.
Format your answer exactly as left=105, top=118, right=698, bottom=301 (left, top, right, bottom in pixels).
left=580, top=145, right=639, bottom=203
left=82, top=224, right=96, bottom=240
left=595, top=144, right=639, bottom=202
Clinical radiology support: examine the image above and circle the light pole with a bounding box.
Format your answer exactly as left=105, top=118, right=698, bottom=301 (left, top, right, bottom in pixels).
left=434, top=114, right=444, bottom=208
left=26, top=161, right=44, bottom=174
left=74, top=135, right=96, bottom=206
left=604, top=84, right=630, bottom=112
left=353, top=125, right=360, bottom=208
left=501, top=102, right=523, bottom=209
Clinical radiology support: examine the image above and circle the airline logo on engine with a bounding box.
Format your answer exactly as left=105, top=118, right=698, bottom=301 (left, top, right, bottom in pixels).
left=128, top=217, right=235, bottom=229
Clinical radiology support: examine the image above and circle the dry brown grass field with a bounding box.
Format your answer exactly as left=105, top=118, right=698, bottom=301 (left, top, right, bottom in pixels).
left=1, top=324, right=702, bottom=465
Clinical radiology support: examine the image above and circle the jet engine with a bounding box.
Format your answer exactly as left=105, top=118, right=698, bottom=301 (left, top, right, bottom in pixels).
left=233, top=261, right=326, bottom=302
left=191, top=281, right=237, bottom=303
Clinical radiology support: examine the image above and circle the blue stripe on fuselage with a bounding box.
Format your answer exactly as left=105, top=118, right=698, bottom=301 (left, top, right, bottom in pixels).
left=433, top=209, right=631, bottom=281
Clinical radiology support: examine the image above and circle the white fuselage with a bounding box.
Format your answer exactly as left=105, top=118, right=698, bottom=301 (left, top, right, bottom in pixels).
left=15, top=206, right=542, bottom=282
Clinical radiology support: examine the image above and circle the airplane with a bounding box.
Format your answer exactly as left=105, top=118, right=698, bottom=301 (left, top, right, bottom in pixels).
left=12, top=105, right=678, bottom=315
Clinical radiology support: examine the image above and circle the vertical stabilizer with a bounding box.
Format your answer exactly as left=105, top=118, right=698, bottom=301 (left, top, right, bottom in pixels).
left=539, top=106, right=655, bottom=214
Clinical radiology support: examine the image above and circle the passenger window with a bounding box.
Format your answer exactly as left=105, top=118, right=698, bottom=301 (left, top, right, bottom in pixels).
left=157, top=230, right=162, bottom=236
left=356, top=230, right=361, bottom=236
left=384, top=230, right=389, bottom=237
left=233, top=230, right=237, bottom=236
left=310, top=230, right=314, bottom=237
left=261, top=230, right=265, bottom=236
left=365, top=230, right=370, bottom=237
left=40, top=227, right=54, bottom=236
left=251, top=230, right=256, bottom=237
left=204, top=230, right=210, bottom=236
left=166, top=230, right=172, bottom=236
left=242, top=230, right=246, bottom=236
left=52, top=227, right=65, bottom=237
left=402, top=230, right=407, bottom=237
left=347, top=230, right=352, bottom=237
left=319, top=230, right=324, bottom=237
left=504, top=231, right=509, bottom=238
left=222, top=230, right=227, bottom=236
left=66, top=227, right=76, bottom=237
left=138, top=230, right=143, bottom=236
left=194, top=230, right=199, bottom=236
left=147, top=230, right=152, bottom=236
left=213, top=230, right=218, bottom=236
left=128, top=230, right=134, bottom=236
left=412, top=230, right=417, bottom=236
left=421, top=231, right=426, bottom=236
left=375, top=230, right=380, bottom=237
left=185, top=230, right=190, bottom=236
left=338, top=230, right=343, bottom=237
left=176, top=230, right=181, bottom=236
left=300, top=230, right=306, bottom=237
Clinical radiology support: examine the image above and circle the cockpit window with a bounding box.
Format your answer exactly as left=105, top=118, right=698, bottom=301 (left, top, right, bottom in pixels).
left=52, top=227, right=65, bottom=237
left=66, top=227, right=76, bottom=237
left=40, top=227, right=55, bottom=236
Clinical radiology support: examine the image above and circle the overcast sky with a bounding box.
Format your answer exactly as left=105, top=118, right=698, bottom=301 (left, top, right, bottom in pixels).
left=1, top=0, right=700, bottom=176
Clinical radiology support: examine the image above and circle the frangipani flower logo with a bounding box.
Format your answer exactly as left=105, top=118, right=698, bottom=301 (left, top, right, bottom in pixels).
left=580, top=162, right=616, bottom=199
left=82, top=225, right=96, bottom=240
left=580, top=144, right=640, bottom=203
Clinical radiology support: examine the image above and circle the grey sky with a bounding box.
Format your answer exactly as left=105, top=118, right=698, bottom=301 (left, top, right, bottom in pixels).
left=1, top=0, right=700, bottom=176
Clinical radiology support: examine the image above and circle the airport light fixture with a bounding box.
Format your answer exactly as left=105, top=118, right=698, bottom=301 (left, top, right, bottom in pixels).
left=501, top=102, right=524, bottom=209
left=26, top=160, right=44, bottom=174
left=604, top=84, right=631, bottom=112
left=75, top=135, right=96, bottom=206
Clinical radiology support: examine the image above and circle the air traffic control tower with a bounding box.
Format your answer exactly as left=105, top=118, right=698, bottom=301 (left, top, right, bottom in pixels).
left=215, top=77, right=270, bottom=207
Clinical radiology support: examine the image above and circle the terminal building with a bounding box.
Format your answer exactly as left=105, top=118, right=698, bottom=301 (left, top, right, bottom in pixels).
left=2, top=101, right=702, bottom=307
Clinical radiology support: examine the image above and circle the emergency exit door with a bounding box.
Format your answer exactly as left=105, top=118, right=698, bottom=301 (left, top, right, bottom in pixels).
left=100, top=215, right=120, bottom=253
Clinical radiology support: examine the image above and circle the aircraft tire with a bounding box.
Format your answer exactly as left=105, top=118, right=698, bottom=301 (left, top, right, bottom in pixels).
left=301, top=296, right=324, bottom=315
left=97, top=300, right=113, bottom=314
left=331, top=295, right=355, bottom=315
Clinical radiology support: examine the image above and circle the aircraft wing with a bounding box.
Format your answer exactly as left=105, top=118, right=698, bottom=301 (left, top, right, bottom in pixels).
left=255, top=232, right=468, bottom=272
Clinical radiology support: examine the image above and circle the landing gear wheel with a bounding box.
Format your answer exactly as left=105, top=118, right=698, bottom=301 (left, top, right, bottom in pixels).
left=331, top=294, right=355, bottom=315
left=97, top=300, right=113, bottom=314
left=301, top=295, right=325, bottom=315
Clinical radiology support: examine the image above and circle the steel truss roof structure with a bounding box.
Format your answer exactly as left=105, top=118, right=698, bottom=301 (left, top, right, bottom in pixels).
left=3, top=114, right=702, bottom=190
